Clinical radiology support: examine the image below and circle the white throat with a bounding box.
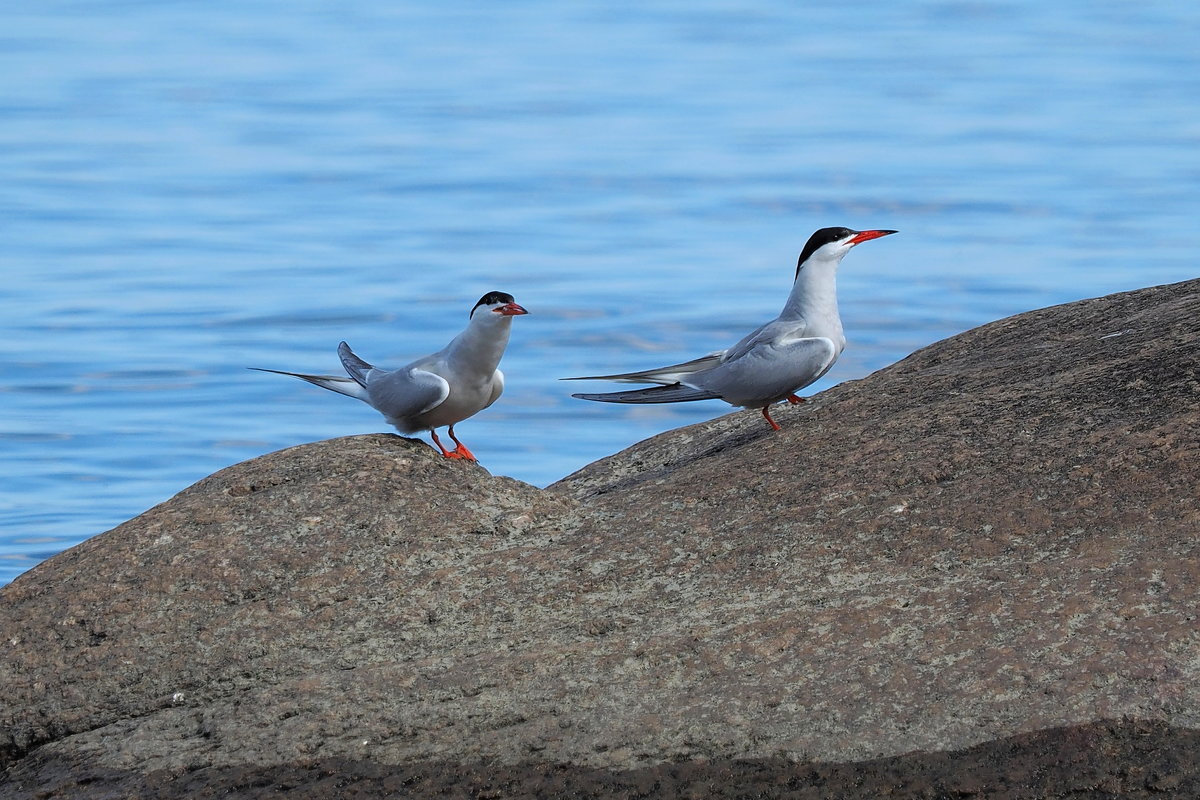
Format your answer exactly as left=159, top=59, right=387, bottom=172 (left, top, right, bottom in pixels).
left=781, top=252, right=845, bottom=344
left=448, top=313, right=512, bottom=374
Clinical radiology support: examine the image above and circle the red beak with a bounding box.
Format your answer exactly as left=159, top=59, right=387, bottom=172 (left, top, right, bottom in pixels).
left=494, top=302, right=529, bottom=316
left=846, top=229, right=898, bottom=245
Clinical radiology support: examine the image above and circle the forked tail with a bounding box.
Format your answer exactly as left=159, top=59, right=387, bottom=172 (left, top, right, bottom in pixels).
left=249, top=367, right=369, bottom=401
left=571, top=383, right=720, bottom=404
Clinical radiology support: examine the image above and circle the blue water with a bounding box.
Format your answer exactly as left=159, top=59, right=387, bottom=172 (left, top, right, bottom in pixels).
left=2, top=2, right=1198, bottom=584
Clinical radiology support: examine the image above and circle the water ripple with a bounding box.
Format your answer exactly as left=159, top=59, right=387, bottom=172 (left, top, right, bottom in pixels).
left=3, top=0, right=1199, bottom=585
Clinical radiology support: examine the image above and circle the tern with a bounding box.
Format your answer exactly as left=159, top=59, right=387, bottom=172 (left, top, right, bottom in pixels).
left=253, top=291, right=528, bottom=461
left=565, top=227, right=896, bottom=430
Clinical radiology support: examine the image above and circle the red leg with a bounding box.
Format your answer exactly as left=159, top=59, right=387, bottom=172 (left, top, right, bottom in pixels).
left=447, top=425, right=477, bottom=462
left=761, top=406, right=782, bottom=431
left=787, top=394, right=806, bottom=405
left=429, top=429, right=467, bottom=459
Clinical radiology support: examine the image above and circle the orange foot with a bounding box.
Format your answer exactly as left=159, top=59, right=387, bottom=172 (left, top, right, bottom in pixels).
left=445, top=444, right=476, bottom=461
left=430, top=429, right=478, bottom=461
left=760, top=406, right=782, bottom=431
left=786, top=394, right=806, bottom=405
left=447, top=426, right=477, bottom=462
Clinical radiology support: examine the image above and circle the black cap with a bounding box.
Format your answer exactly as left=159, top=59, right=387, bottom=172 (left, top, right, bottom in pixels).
left=795, top=227, right=856, bottom=277
left=471, top=291, right=516, bottom=318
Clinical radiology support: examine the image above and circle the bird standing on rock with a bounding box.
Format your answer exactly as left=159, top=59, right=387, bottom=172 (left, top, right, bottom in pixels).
left=253, top=291, right=528, bottom=461
left=564, top=227, right=896, bottom=430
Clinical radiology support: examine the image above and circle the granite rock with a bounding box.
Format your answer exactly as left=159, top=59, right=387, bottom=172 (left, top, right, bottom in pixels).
left=2, top=278, right=1199, bottom=797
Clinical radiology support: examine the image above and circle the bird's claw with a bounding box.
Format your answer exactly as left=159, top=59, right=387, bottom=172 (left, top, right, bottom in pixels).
left=446, top=445, right=477, bottom=462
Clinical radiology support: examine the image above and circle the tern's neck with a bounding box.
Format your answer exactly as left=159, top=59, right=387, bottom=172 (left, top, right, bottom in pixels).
left=448, top=315, right=512, bottom=373
left=781, top=255, right=844, bottom=339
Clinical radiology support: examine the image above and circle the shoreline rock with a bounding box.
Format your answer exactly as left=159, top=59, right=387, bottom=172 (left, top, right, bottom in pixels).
left=8, top=719, right=1199, bottom=799
left=3, top=278, right=1199, bottom=797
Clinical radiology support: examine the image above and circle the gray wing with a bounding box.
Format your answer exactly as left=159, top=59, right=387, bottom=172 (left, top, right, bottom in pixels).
left=337, top=341, right=375, bottom=387
left=561, top=350, right=726, bottom=385
left=722, top=316, right=808, bottom=363
left=338, top=342, right=450, bottom=426
left=698, top=335, right=838, bottom=407
left=363, top=367, right=451, bottom=427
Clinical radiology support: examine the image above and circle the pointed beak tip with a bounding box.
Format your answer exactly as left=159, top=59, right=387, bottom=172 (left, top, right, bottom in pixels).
left=848, top=229, right=899, bottom=245
left=497, top=303, right=529, bottom=316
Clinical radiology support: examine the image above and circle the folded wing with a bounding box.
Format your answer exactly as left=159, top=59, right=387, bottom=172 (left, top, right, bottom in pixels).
left=700, top=335, right=838, bottom=407
left=338, top=341, right=450, bottom=423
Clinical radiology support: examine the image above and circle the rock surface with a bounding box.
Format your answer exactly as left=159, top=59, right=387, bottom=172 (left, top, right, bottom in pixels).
left=3, top=278, right=1199, bottom=797
left=7, top=720, right=1200, bottom=799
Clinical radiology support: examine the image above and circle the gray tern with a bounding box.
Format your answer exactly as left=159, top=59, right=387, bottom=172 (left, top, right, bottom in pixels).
left=565, top=228, right=896, bottom=430
left=253, top=291, right=528, bottom=460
